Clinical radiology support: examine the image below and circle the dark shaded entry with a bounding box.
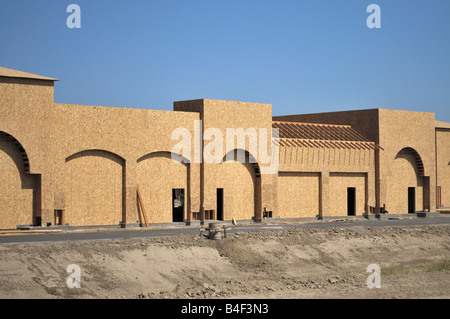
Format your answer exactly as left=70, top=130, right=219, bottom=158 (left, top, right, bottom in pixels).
left=347, top=187, right=356, bottom=216
left=408, top=187, right=415, bottom=214
left=217, top=188, right=223, bottom=221
left=54, top=210, right=65, bottom=226
left=172, top=188, right=184, bottom=222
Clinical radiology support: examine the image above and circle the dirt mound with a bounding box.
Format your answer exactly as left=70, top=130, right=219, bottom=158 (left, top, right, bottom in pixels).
left=0, top=224, right=449, bottom=299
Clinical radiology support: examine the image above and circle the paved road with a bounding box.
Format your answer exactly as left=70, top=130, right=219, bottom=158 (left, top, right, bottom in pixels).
left=0, top=216, right=449, bottom=245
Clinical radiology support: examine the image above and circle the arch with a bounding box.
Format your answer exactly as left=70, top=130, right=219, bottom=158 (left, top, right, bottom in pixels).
left=221, top=148, right=261, bottom=177
left=395, top=147, right=424, bottom=177
left=64, top=149, right=125, bottom=226
left=388, top=147, right=426, bottom=214
left=0, top=131, right=37, bottom=229
left=66, top=149, right=125, bottom=165
left=0, top=131, right=31, bottom=173
left=137, top=150, right=190, bottom=224
left=137, top=151, right=190, bottom=165
left=218, top=148, right=262, bottom=220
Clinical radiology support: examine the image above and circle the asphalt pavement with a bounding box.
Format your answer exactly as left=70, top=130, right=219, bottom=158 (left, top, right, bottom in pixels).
left=0, top=215, right=449, bottom=245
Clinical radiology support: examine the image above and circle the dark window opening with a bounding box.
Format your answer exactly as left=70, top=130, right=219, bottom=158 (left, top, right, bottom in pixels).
left=408, top=187, right=415, bottom=214
left=347, top=187, right=356, bottom=216
left=172, top=188, right=184, bottom=222
left=217, top=188, right=223, bottom=221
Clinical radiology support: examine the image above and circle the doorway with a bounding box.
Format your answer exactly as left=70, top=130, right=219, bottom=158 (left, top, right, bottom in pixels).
left=54, top=210, right=65, bottom=226
left=408, top=187, right=415, bottom=214
left=172, top=188, right=184, bottom=222
left=347, top=187, right=356, bottom=216
left=217, top=188, right=223, bottom=221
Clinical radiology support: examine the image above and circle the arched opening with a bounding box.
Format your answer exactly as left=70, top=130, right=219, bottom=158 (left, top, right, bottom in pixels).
left=65, top=149, right=125, bottom=226
left=395, top=147, right=425, bottom=176
left=0, top=131, right=39, bottom=229
left=217, top=149, right=261, bottom=221
left=137, top=151, right=190, bottom=224
left=389, top=147, right=425, bottom=214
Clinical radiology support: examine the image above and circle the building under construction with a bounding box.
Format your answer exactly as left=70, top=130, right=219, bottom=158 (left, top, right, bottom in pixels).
left=1, top=66, right=449, bottom=229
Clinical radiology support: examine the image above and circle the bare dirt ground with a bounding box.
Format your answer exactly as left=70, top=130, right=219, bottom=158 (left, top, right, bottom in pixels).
left=0, top=224, right=449, bottom=299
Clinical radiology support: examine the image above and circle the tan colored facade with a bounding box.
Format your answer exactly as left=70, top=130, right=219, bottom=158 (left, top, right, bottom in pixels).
left=436, top=121, right=450, bottom=208
left=0, top=67, right=448, bottom=229
left=274, top=108, right=449, bottom=216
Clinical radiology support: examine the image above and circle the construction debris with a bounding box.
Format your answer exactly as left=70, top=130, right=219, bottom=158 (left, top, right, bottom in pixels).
left=200, top=223, right=230, bottom=240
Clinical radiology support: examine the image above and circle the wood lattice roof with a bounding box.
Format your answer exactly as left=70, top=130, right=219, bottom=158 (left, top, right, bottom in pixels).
left=272, top=121, right=381, bottom=150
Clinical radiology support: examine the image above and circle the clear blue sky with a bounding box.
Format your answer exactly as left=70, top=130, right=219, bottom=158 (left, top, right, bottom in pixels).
left=1, top=0, right=449, bottom=122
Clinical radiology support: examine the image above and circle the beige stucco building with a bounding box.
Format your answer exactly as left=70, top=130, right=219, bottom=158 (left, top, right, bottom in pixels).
left=1, top=66, right=449, bottom=230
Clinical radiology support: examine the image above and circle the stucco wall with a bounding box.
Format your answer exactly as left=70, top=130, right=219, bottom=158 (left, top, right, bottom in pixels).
left=51, top=103, right=200, bottom=226
left=386, top=151, right=424, bottom=214
left=277, top=172, right=320, bottom=218
left=0, top=137, right=35, bottom=228
left=137, top=152, right=188, bottom=224
left=216, top=158, right=256, bottom=221
left=174, top=99, right=274, bottom=220
left=436, top=129, right=450, bottom=207
left=64, top=150, right=124, bottom=226
left=0, top=70, right=447, bottom=229
left=329, top=173, right=366, bottom=216
left=378, top=109, right=436, bottom=213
